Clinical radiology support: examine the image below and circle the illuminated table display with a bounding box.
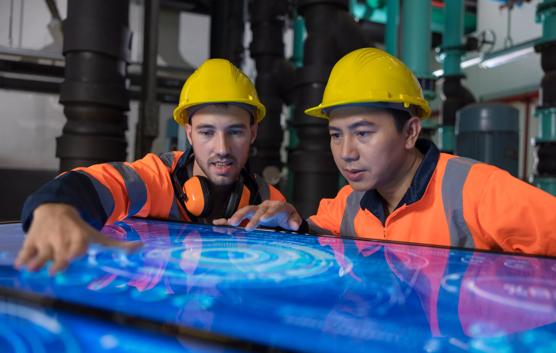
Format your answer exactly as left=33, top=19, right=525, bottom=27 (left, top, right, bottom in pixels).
left=0, top=219, right=555, bottom=352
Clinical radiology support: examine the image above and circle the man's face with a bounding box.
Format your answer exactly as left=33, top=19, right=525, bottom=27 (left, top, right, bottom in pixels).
left=328, top=106, right=415, bottom=192
left=185, top=105, right=257, bottom=186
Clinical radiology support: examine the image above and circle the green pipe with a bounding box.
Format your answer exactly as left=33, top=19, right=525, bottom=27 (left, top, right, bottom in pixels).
left=437, top=126, right=455, bottom=153
left=535, top=0, right=556, bottom=143
left=536, top=108, right=556, bottom=142
left=401, top=0, right=431, bottom=78
left=385, top=0, right=399, bottom=56
left=285, top=15, right=305, bottom=199
left=534, top=1, right=556, bottom=195
left=534, top=177, right=556, bottom=196
left=292, top=16, right=305, bottom=68
left=545, top=14, right=556, bottom=42
left=536, top=0, right=556, bottom=43
left=443, top=0, right=464, bottom=76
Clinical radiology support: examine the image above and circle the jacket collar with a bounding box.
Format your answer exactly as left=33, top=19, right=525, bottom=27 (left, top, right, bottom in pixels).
left=360, top=139, right=440, bottom=224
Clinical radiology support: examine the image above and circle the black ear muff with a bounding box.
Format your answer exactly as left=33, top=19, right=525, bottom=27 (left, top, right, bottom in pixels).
left=224, top=177, right=251, bottom=219
left=183, top=176, right=212, bottom=217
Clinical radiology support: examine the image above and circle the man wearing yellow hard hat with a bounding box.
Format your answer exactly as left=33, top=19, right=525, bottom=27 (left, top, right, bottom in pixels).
left=221, top=47, right=556, bottom=257
left=15, top=58, right=286, bottom=274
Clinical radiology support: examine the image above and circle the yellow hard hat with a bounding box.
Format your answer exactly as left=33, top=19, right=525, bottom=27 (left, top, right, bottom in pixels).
left=305, top=48, right=431, bottom=119
left=173, top=58, right=266, bottom=125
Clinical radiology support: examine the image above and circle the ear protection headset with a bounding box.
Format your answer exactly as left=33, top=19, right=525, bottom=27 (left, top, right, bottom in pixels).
left=181, top=174, right=251, bottom=218
left=171, top=148, right=260, bottom=220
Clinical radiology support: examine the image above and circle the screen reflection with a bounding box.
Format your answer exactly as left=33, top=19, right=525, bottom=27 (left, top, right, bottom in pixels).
left=0, top=219, right=554, bottom=353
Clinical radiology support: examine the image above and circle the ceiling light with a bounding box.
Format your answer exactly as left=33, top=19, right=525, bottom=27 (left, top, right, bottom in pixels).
left=433, top=55, right=483, bottom=77
left=432, top=37, right=539, bottom=77
left=479, top=46, right=535, bottom=68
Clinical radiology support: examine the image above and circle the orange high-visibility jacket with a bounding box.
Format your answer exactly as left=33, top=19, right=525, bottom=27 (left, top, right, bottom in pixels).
left=22, top=151, right=285, bottom=231
left=308, top=142, right=556, bottom=256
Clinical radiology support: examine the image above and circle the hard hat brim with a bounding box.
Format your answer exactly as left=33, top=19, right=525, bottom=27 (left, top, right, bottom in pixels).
left=305, top=98, right=431, bottom=120
left=173, top=100, right=266, bottom=125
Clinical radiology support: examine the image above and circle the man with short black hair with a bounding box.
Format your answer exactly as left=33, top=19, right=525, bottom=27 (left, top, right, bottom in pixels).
left=217, top=48, right=556, bottom=257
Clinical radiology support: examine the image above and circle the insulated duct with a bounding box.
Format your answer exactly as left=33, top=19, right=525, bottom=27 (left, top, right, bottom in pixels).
left=210, top=0, right=245, bottom=67
left=135, top=0, right=160, bottom=159
left=291, top=0, right=368, bottom=218
left=56, top=0, right=131, bottom=172
left=249, top=1, right=294, bottom=184
left=441, top=76, right=476, bottom=151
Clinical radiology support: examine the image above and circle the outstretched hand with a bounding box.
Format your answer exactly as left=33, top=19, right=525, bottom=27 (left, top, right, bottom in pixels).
left=213, top=200, right=302, bottom=231
left=14, top=203, right=142, bottom=275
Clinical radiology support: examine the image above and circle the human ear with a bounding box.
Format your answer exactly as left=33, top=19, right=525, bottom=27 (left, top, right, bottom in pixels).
left=404, top=117, right=422, bottom=149
left=250, top=123, right=258, bottom=144
left=185, top=124, right=193, bottom=145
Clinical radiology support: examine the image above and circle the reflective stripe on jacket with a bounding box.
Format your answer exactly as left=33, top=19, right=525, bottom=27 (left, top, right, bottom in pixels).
left=308, top=153, right=556, bottom=256
left=74, top=151, right=285, bottom=224
left=22, top=151, right=285, bottom=231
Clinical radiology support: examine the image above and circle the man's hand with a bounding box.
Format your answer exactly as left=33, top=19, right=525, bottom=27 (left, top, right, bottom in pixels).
left=213, top=200, right=302, bottom=231
left=14, top=204, right=141, bottom=275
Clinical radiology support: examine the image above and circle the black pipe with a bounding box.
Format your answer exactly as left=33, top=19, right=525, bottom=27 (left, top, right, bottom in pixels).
left=0, top=59, right=64, bottom=77
left=210, top=0, right=245, bottom=67
left=539, top=42, right=556, bottom=107
left=534, top=41, right=556, bottom=179
left=135, top=0, right=160, bottom=159
left=56, top=0, right=131, bottom=172
left=0, top=77, right=181, bottom=104
left=44, top=0, right=62, bottom=21
left=248, top=1, right=294, bottom=183
left=291, top=0, right=369, bottom=217
left=0, top=76, right=60, bottom=94
left=438, top=72, right=475, bottom=154
left=441, top=75, right=475, bottom=127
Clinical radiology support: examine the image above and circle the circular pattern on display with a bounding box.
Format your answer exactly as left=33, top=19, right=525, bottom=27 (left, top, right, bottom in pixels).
left=387, top=248, right=430, bottom=271
left=88, top=235, right=343, bottom=288
left=0, top=302, right=80, bottom=353
left=460, top=254, right=492, bottom=265
left=503, top=258, right=537, bottom=272
left=440, top=272, right=464, bottom=294
left=465, top=276, right=556, bottom=313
